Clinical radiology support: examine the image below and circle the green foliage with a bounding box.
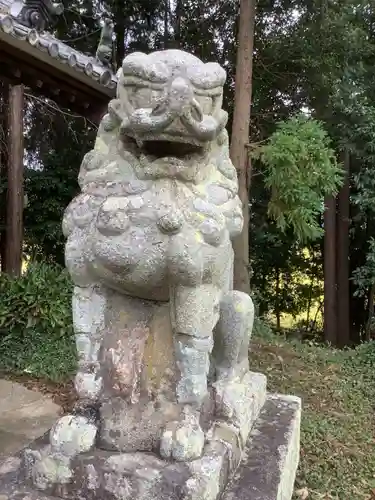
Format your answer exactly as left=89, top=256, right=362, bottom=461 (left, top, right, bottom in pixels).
left=345, top=340, right=375, bottom=373
left=352, top=238, right=375, bottom=297
left=351, top=161, right=375, bottom=307
left=0, top=263, right=76, bottom=381
left=253, top=114, right=343, bottom=241
left=250, top=288, right=275, bottom=341
left=24, top=113, right=95, bottom=264
left=252, top=316, right=275, bottom=342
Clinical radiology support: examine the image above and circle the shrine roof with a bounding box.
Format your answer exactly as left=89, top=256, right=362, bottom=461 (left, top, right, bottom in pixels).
left=0, top=0, right=117, bottom=98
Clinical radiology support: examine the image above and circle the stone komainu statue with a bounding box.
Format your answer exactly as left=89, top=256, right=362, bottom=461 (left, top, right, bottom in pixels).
left=61, top=49, right=254, bottom=462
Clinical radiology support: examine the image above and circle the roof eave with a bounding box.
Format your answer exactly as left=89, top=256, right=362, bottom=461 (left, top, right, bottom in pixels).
left=0, top=15, right=117, bottom=99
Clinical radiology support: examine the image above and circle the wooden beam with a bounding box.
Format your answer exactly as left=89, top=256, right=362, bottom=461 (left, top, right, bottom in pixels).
left=324, top=195, right=337, bottom=345
left=4, top=84, right=24, bottom=277
left=0, top=46, right=110, bottom=119
left=336, top=150, right=350, bottom=347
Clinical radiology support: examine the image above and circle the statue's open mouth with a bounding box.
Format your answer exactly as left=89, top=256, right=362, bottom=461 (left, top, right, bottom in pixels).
left=142, top=140, right=205, bottom=159
left=123, top=135, right=207, bottom=161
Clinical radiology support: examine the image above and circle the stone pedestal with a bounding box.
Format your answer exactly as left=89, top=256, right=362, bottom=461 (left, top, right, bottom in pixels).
left=0, top=378, right=301, bottom=500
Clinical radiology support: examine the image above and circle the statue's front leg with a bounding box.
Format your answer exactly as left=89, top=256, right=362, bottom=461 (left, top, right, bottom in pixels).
left=160, top=284, right=220, bottom=461
left=48, top=285, right=106, bottom=460
left=72, top=285, right=106, bottom=408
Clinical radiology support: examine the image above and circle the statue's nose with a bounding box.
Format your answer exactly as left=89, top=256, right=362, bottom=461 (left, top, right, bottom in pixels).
left=168, top=77, right=193, bottom=114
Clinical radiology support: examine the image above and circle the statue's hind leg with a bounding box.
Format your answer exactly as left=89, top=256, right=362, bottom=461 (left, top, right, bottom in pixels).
left=209, top=291, right=254, bottom=425
left=212, top=290, right=254, bottom=382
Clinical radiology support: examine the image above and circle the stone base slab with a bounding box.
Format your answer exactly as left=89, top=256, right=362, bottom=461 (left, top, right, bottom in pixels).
left=0, top=393, right=301, bottom=500
left=223, top=394, right=302, bottom=500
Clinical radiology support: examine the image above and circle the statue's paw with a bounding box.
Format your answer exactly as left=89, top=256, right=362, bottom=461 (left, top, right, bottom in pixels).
left=50, top=414, right=97, bottom=457
left=160, top=411, right=205, bottom=461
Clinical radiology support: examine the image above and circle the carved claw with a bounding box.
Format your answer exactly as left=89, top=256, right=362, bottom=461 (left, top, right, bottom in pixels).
left=160, top=409, right=205, bottom=461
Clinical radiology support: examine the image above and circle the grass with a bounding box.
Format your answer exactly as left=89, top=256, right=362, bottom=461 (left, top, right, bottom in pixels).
left=250, top=329, right=375, bottom=500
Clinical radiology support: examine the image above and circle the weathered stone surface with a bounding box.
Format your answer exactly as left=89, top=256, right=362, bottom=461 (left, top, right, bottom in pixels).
left=0, top=490, right=59, bottom=500
left=18, top=371, right=267, bottom=496
left=0, top=393, right=301, bottom=500
left=212, top=371, right=267, bottom=447
left=0, top=381, right=60, bottom=459
left=97, top=298, right=181, bottom=452
left=160, top=408, right=205, bottom=461
left=222, top=394, right=302, bottom=500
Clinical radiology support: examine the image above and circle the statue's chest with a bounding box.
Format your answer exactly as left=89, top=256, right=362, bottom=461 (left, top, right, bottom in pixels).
left=94, top=179, right=227, bottom=244
left=94, top=180, right=190, bottom=236
left=127, top=180, right=195, bottom=215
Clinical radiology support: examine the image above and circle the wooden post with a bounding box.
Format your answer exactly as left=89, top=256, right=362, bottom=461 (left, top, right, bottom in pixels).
left=336, top=150, right=350, bottom=347
left=324, top=195, right=337, bottom=345
left=4, top=84, right=24, bottom=277
left=0, top=81, right=9, bottom=272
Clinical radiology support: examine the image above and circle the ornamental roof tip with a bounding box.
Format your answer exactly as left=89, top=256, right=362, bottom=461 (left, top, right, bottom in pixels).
left=0, top=0, right=117, bottom=95
left=6, top=0, right=63, bottom=31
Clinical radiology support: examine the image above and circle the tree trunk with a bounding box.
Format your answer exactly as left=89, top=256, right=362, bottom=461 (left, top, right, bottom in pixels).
left=164, top=0, right=170, bottom=48
left=275, top=266, right=281, bottom=330
left=324, top=195, right=337, bottom=345
left=230, top=0, right=256, bottom=295
left=4, top=84, right=24, bottom=278
left=174, top=0, right=182, bottom=48
left=336, top=150, right=350, bottom=347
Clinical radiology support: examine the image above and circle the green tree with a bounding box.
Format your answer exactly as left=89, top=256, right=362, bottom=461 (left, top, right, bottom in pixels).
left=253, top=114, right=343, bottom=241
